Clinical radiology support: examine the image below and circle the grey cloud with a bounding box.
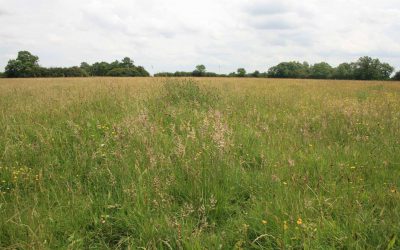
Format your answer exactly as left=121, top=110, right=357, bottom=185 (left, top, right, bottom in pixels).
left=246, top=11, right=312, bottom=32
left=0, top=8, right=14, bottom=17
left=283, top=31, right=314, bottom=46
left=244, top=1, right=316, bottom=18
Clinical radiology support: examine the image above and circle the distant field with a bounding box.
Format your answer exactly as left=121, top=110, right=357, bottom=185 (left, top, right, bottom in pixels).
left=0, top=77, right=399, bottom=249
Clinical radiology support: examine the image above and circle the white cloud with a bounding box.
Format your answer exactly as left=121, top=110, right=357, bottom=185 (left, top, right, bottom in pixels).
left=0, top=0, right=399, bottom=73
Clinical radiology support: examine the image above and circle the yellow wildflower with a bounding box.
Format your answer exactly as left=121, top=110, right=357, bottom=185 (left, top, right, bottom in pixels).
left=297, top=218, right=303, bottom=225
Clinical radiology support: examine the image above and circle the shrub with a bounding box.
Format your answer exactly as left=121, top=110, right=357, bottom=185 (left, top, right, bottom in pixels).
left=107, top=67, right=150, bottom=77
left=107, top=68, right=140, bottom=77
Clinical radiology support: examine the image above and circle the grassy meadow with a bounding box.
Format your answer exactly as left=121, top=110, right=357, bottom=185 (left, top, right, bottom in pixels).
left=0, top=77, right=399, bottom=249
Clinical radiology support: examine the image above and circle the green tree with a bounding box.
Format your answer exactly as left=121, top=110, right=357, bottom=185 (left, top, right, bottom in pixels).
left=136, top=66, right=150, bottom=77
left=3, top=52, right=150, bottom=78
left=80, top=62, right=91, bottom=76
left=237, top=68, right=246, bottom=77
left=251, top=70, right=260, bottom=78
left=353, top=56, right=394, bottom=80
left=5, top=51, right=41, bottom=77
left=393, top=71, right=400, bottom=81
left=196, top=65, right=206, bottom=73
left=193, top=65, right=206, bottom=76
left=154, top=72, right=174, bottom=77
left=175, top=71, right=191, bottom=77
left=380, top=63, right=395, bottom=80
left=63, top=67, right=89, bottom=77
left=91, top=62, right=111, bottom=76
left=110, top=60, right=121, bottom=70
left=267, top=61, right=309, bottom=78
left=121, top=57, right=134, bottom=68
left=310, top=62, right=333, bottom=79
left=333, top=63, right=355, bottom=79
left=107, top=68, right=139, bottom=77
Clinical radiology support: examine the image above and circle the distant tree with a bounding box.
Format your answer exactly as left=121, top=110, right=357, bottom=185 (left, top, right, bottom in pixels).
left=0, top=72, right=4, bottom=78
left=310, top=62, right=333, bottom=79
left=268, top=61, right=310, bottom=78
left=196, top=65, right=206, bottom=73
left=333, top=63, right=355, bottom=79
left=205, top=72, right=218, bottom=77
left=155, top=68, right=221, bottom=77
left=5, top=51, right=41, bottom=77
left=154, top=72, right=174, bottom=77
left=136, top=66, right=150, bottom=77
left=39, top=67, right=88, bottom=77
left=228, top=72, right=237, bottom=77
left=353, top=56, right=394, bottom=80
left=3, top=52, right=150, bottom=78
left=302, top=62, right=311, bottom=77
left=91, top=62, right=110, bottom=76
left=107, top=68, right=139, bottom=77
left=110, top=60, right=121, bottom=70
left=80, top=62, right=91, bottom=75
left=39, top=67, right=56, bottom=77
left=121, top=57, right=134, bottom=68
left=379, top=63, right=395, bottom=80
left=106, top=65, right=149, bottom=77
left=40, top=67, right=57, bottom=77
left=237, top=68, right=246, bottom=77
left=63, top=67, right=89, bottom=77
left=174, top=71, right=191, bottom=77
left=393, top=71, right=400, bottom=81
left=267, top=61, right=309, bottom=78
left=80, top=62, right=90, bottom=68
left=268, top=62, right=289, bottom=78
left=251, top=70, right=260, bottom=78
left=193, top=64, right=206, bottom=76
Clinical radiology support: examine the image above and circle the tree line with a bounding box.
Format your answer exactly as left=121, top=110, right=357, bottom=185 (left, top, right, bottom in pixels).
left=1, top=51, right=399, bottom=80
left=156, top=57, right=399, bottom=80
left=1, top=51, right=149, bottom=78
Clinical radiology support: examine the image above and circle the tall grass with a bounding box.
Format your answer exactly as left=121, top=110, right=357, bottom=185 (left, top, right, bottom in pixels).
left=0, top=77, right=399, bottom=249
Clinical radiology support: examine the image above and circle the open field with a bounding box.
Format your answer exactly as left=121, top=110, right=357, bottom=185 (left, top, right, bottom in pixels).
left=0, top=77, right=399, bottom=249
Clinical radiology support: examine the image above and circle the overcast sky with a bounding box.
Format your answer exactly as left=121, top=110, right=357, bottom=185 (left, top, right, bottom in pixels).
left=0, top=0, right=399, bottom=74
